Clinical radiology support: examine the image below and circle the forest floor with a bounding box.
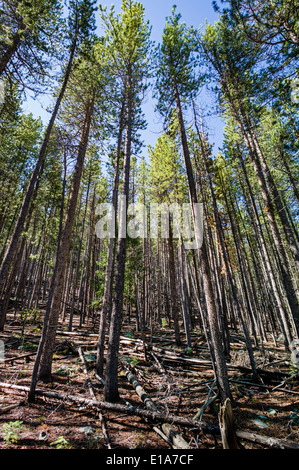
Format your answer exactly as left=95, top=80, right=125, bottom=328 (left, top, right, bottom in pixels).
left=0, top=309, right=299, bottom=452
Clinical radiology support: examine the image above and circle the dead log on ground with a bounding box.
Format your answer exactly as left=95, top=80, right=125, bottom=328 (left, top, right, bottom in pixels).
left=77, top=346, right=111, bottom=448
left=0, top=382, right=219, bottom=434
left=3, top=352, right=37, bottom=363
left=124, top=366, right=190, bottom=449
left=0, top=401, right=24, bottom=414
left=235, top=430, right=299, bottom=449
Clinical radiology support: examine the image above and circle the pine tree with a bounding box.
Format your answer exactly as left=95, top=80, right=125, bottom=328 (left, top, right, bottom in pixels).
left=0, top=0, right=62, bottom=85
left=0, top=0, right=97, bottom=331
left=155, top=6, right=232, bottom=403
left=28, top=34, right=109, bottom=399
left=98, top=0, right=152, bottom=403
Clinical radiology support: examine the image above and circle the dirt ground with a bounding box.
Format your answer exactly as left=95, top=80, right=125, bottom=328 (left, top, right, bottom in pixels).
left=1, top=311, right=299, bottom=452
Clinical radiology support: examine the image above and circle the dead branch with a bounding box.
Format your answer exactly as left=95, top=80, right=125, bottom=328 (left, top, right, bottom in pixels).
left=193, top=380, right=218, bottom=421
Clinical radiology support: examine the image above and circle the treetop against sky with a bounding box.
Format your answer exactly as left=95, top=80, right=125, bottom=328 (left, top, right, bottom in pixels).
left=22, top=0, right=225, bottom=158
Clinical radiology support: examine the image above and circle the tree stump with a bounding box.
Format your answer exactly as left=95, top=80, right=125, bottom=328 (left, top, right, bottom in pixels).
left=218, top=398, right=242, bottom=449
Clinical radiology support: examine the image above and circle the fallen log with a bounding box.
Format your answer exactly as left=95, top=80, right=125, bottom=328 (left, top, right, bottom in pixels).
left=236, top=365, right=291, bottom=379
left=77, top=346, right=111, bottom=449
left=148, top=350, right=174, bottom=391
left=0, top=382, right=219, bottom=434
left=3, top=352, right=37, bottom=363
left=0, top=401, right=24, bottom=415
left=57, top=330, right=98, bottom=338
left=125, top=368, right=158, bottom=413
left=236, top=430, right=299, bottom=450
left=161, top=423, right=190, bottom=450
left=151, top=351, right=213, bottom=368
left=230, top=378, right=299, bottom=395
left=124, top=367, right=190, bottom=449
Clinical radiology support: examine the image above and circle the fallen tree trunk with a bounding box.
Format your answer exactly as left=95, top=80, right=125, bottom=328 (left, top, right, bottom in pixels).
left=236, top=430, right=299, bottom=449
left=125, top=368, right=158, bottom=413
left=124, top=367, right=190, bottom=449
left=77, top=346, right=111, bottom=449
left=3, top=352, right=37, bottom=363
left=1, top=382, right=298, bottom=449
left=0, top=401, right=24, bottom=414
left=0, top=382, right=219, bottom=434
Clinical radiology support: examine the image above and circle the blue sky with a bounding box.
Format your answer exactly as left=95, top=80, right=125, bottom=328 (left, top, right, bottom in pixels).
left=23, top=0, right=224, bottom=159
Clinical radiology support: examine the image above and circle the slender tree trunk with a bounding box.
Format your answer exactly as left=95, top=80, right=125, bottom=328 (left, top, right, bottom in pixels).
left=167, top=220, right=181, bottom=346
left=68, top=177, right=91, bottom=331
left=104, top=75, right=132, bottom=403
left=96, top=101, right=124, bottom=376
left=0, top=40, right=77, bottom=330
left=85, top=185, right=96, bottom=321
left=28, top=94, right=94, bottom=399
left=174, top=85, right=231, bottom=403
left=178, top=243, right=191, bottom=348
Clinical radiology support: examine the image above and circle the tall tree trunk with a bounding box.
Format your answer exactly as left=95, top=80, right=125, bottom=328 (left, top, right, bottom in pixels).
left=68, top=177, right=91, bottom=331
left=28, top=95, right=94, bottom=399
left=178, top=243, right=191, bottom=348
left=168, top=221, right=181, bottom=346
left=85, top=185, right=97, bottom=321
left=96, top=101, right=124, bottom=377
left=104, top=75, right=132, bottom=403
left=0, top=40, right=77, bottom=330
left=174, top=85, right=232, bottom=403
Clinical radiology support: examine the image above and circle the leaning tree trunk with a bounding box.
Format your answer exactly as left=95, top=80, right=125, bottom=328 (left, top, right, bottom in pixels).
left=28, top=95, right=94, bottom=400
left=0, top=39, right=77, bottom=330
left=0, top=31, right=22, bottom=77
left=174, top=84, right=232, bottom=403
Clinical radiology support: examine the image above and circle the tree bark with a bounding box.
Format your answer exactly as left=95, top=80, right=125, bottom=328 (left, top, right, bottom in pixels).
left=0, top=31, right=22, bottom=77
